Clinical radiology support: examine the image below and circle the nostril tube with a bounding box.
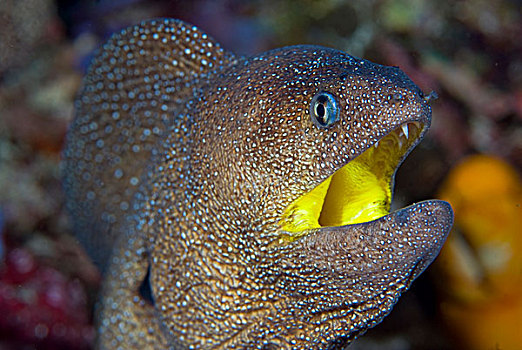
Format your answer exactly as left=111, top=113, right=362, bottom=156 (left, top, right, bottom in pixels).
left=424, top=91, right=438, bottom=102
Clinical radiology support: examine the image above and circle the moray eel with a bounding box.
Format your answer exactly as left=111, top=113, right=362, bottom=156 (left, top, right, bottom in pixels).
left=63, top=19, right=453, bottom=349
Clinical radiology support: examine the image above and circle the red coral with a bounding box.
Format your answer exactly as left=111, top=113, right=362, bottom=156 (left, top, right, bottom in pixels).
left=0, top=247, right=94, bottom=349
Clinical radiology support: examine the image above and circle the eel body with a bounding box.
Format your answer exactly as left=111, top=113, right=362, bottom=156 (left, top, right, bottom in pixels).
left=63, top=19, right=453, bottom=349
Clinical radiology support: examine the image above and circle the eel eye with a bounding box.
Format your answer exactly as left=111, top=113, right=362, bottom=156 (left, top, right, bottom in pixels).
left=310, top=92, right=339, bottom=128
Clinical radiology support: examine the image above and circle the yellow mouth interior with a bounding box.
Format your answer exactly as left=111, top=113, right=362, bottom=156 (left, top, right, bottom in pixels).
left=280, top=122, right=423, bottom=236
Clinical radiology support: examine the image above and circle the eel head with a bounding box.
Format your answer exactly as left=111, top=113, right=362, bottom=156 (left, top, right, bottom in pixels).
left=149, top=45, right=453, bottom=349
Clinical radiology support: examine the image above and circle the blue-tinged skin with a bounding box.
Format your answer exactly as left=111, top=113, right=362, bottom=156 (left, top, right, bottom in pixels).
left=63, top=19, right=453, bottom=349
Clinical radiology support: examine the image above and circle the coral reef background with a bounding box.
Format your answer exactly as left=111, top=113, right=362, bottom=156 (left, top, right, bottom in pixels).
left=0, top=0, right=520, bottom=349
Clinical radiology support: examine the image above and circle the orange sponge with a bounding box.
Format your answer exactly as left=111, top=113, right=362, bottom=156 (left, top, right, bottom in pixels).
left=436, top=154, right=522, bottom=350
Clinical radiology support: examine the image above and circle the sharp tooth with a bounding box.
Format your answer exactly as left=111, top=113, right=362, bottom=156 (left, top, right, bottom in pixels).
left=374, top=140, right=379, bottom=148
left=401, top=124, right=409, bottom=139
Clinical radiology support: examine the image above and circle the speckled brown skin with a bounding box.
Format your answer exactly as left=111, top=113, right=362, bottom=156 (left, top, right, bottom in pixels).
left=63, top=19, right=453, bottom=349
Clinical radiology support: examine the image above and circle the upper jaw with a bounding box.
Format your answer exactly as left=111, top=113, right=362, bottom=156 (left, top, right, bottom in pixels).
left=278, top=119, right=429, bottom=237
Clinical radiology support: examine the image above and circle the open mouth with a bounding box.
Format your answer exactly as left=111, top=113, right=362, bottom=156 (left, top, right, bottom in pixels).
left=279, top=121, right=425, bottom=239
